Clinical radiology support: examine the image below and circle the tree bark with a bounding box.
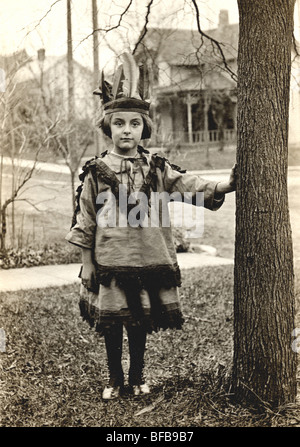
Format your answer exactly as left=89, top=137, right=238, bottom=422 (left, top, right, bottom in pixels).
left=67, top=0, right=78, bottom=213
left=67, top=0, right=75, bottom=122
left=0, top=205, right=7, bottom=252
left=9, top=115, right=16, bottom=245
left=70, top=169, right=76, bottom=214
left=92, top=0, right=100, bottom=156
left=232, top=0, right=297, bottom=407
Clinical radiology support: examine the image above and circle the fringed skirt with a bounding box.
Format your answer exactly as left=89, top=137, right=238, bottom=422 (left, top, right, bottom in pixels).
left=78, top=263, right=185, bottom=336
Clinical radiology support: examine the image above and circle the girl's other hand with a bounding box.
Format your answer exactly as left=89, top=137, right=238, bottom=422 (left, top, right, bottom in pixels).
left=215, top=163, right=238, bottom=195
left=81, top=262, right=97, bottom=292
left=228, top=163, right=237, bottom=191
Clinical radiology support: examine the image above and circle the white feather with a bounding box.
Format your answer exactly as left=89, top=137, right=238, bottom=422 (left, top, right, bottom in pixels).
left=120, top=52, right=141, bottom=99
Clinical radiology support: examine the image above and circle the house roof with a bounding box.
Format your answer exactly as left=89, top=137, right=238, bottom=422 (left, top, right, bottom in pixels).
left=0, top=50, right=32, bottom=79
left=136, top=23, right=239, bottom=66
left=13, top=55, right=63, bottom=83
left=154, top=71, right=236, bottom=95
left=13, top=55, right=92, bottom=84
left=0, top=49, right=30, bottom=68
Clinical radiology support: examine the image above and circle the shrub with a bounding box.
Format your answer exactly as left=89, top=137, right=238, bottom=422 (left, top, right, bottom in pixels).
left=0, top=244, right=81, bottom=269
left=0, top=228, right=190, bottom=269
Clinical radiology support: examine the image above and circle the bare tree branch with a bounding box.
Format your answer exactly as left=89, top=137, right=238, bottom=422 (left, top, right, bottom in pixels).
left=74, top=0, right=134, bottom=50
left=133, top=0, right=155, bottom=55
left=73, top=138, right=93, bottom=172
left=191, top=0, right=237, bottom=83
left=21, top=0, right=63, bottom=41
left=13, top=198, right=43, bottom=212
left=11, top=120, right=58, bottom=199
left=18, top=184, right=63, bottom=196
left=11, top=196, right=57, bottom=213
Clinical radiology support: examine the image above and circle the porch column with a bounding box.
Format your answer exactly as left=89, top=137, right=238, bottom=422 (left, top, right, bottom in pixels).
left=151, top=96, right=158, bottom=146
left=186, top=93, right=193, bottom=143
left=203, top=91, right=210, bottom=143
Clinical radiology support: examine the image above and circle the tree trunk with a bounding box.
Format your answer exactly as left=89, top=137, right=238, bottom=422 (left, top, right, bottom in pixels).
left=70, top=169, right=76, bottom=214
left=9, top=115, right=16, bottom=246
left=92, top=0, right=100, bottom=156
left=67, top=0, right=78, bottom=213
left=1, top=204, right=7, bottom=252
left=67, top=0, right=75, bottom=121
left=232, top=0, right=297, bottom=407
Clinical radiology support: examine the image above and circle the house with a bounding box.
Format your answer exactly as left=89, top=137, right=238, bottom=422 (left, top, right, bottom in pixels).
left=1, top=49, right=94, bottom=120
left=0, top=49, right=98, bottom=164
left=135, top=10, right=300, bottom=151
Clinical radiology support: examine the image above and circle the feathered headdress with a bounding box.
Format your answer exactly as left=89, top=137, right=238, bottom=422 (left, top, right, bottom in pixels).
left=93, top=52, right=151, bottom=115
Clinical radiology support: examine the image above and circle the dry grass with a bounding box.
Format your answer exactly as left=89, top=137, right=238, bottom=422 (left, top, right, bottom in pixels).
left=1, top=265, right=300, bottom=428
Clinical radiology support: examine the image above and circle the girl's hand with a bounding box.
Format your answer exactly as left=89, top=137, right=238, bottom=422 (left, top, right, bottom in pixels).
left=215, top=164, right=238, bottom=195
left=81, top=262, right=98, bottom=292
left=228, top=163, right=237, bottom=191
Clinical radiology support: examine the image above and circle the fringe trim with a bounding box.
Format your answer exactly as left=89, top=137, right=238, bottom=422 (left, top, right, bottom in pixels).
left=77, top=263, right=183, bottom=335
left=96, top=263, right=181, bottom=289
left=93, top=155, right=161, bottom=216
left=79, top=297, right=184, bottom=336
left=71, top=149, right=185, bottom=229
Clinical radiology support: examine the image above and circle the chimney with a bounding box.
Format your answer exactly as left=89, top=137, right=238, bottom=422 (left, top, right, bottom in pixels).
left=219, top=10, right=229, bottom=28
left=37, top=48, right=46, bottom=63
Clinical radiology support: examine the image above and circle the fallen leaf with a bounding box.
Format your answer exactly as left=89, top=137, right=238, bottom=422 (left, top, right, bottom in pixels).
left=134, top=396, right=164, bottom=417
left=5, top=360, right=17, bottom=370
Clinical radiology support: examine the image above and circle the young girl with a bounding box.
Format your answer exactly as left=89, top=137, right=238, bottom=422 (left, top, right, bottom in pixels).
left=66, top=53, right=236, bottom=400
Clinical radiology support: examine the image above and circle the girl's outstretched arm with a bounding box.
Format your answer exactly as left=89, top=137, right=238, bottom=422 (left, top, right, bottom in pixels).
left=162, top=160, right=237, bottom=211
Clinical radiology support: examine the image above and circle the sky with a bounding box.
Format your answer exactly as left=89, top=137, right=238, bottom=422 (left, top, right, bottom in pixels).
left=1, top=0, right=299, bottom=71
left=0, top=0, right=240, bottom=69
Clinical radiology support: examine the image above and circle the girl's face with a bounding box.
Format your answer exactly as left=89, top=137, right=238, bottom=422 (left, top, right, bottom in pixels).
left=110, top=112, right=143, bottom=155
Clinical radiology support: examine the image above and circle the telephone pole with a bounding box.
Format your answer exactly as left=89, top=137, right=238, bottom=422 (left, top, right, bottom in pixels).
left=92, top=0, right=100, bottom=156
left=67, top=0, right=74, bottom=122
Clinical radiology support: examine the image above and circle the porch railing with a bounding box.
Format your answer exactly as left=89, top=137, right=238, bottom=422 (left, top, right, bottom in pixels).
left=158, top=129, right=236, bottom=146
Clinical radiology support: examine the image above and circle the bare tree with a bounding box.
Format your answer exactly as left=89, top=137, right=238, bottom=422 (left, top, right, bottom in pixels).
left=37, top=69, right=93, bottom=213
left=0, top=59, right=59, bottom=251
left=232, top=0, right=297, bottom=407
left=0, top=54, right=32, bottom=250
left=47, top=116, right=94, bottom=212
left=37, top=1, right=94, bottom=213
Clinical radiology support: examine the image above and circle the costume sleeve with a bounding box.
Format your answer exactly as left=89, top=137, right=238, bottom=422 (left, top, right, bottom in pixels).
left=65, top=171, right=98, bottom=249
left=162, top=162, right=225, bottom=211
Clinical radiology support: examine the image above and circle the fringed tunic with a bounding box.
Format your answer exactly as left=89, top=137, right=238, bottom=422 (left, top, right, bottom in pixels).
left=65, top=147, right=225, bottom=335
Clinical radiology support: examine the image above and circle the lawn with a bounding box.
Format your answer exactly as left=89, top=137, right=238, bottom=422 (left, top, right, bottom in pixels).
left=0, top=264, right=300, bottom=428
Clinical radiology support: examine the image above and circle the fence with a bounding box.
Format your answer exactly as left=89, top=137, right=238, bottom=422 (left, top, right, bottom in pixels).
left=158, top=129, right=236, bottom=146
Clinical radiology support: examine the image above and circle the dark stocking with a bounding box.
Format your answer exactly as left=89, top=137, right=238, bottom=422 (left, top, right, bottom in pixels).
left=104, top=324, right=124, bottom=387
left=126, top=325, right=147, bottom=385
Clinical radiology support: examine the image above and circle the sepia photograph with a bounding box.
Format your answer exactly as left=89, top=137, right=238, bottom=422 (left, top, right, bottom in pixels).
left=0, top=0, right=300, bottom=433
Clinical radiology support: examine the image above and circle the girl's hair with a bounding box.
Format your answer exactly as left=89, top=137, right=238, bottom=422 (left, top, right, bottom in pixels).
left=97, top=112, right=153, bottom=140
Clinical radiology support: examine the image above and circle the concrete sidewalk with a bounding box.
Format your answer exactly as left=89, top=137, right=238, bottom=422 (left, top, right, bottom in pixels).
left=0, top=253, right=233, bottom=292
left=3, top=156, right=300, bottom=176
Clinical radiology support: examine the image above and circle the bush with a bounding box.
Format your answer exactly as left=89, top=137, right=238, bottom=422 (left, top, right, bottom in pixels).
left=0, top=228, right=190, bottom=269
left=0, top=244, right=81, bottom=269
